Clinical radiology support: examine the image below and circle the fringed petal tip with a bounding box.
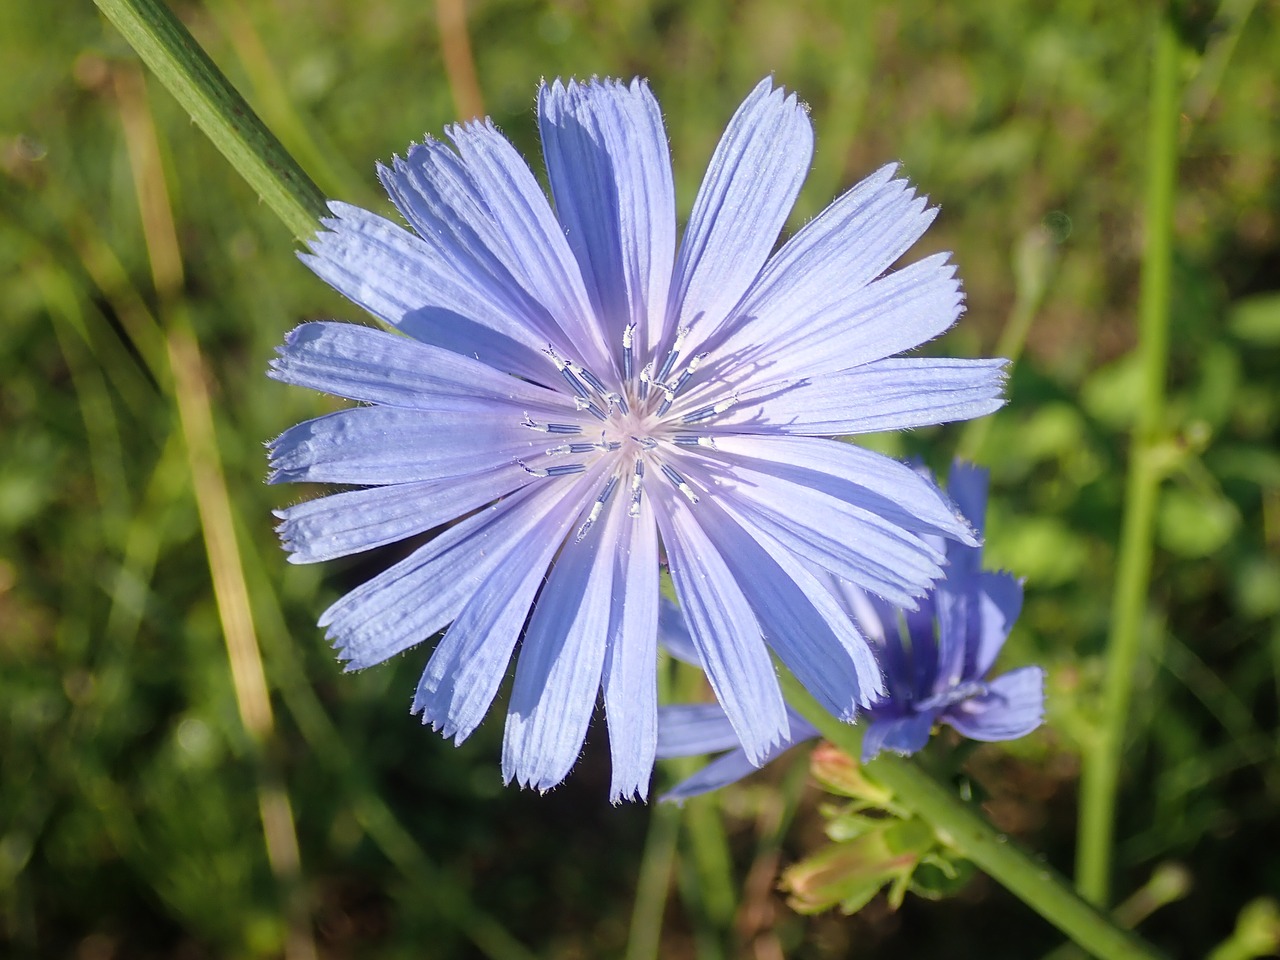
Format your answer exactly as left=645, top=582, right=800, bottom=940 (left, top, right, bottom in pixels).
left=540, top=75, right=650, bottom=99
left=917, top=467, right=983, bottom=548
left=609, top=782, right=651, bottom=806
left=331, top=635, right=383, bottom=672
left=411, top=703, right=466, bottom=746
left=273, top=533, right=311, bottom=566
left=503, top=772, right=564, bottom=796
left=951, top=513, right=982, bottom=549
left=264, top=461, right=305, bottom=487
left=306, top=200, right=364, bottom=238
left=263, top=439, right=291, bottom=485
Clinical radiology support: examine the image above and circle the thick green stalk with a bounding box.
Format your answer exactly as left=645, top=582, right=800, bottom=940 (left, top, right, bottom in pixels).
left=780, top=675, right=1167, bottom=960
left=1075, top=19, right=1181, bottom=907
left=93, top=0, right=328, bottom=240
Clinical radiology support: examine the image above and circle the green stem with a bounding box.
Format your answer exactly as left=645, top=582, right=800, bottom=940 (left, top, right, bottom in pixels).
left=670, top=660, right=737, bottom=957
left=93, top=0, right=327, bottom=241
left=1075, top=18, right=1180, bottom=907
left=780, top=674, right=1168, bottom=960
left=626, top=800, right=681, bottom=960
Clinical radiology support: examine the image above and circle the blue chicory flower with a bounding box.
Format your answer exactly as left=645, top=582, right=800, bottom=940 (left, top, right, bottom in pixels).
left=268, top=77, right=1006, bottom=800
left=657, top=463, right=1044, bottom=802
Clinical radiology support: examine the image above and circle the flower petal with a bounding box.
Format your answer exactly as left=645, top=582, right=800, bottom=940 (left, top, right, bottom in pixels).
left=656, top=703, right=742, bottom=759
left=705, top=165, right=941, bottom=355
left=703, top=435, right=977, bottom=544
left=721, top=357, right=1008, bottom=436
left=706, top=253, right=963, bottom=395
left=274, top=462, right=530, bottom=564
left=944, top=666, right=1045, bottom=742
left=378, top=132, right=614, bottom=374
left=538, top=78, right=676, bottom=359
left=933, top=463, right=993, bottom=685
left=656, top=596, right=700, bottom=667
left=267, top=403, right=546, bottom=486
left=668, top=78, right=813, bottom=354
left=269, top=321, right=572, bottom=410
left=660, top=749, right=761, bottom=803
left=601, top=498, right=661, bottom=802
left=870, top=618, right=916, bottom=708
left=503, top=486, right=623, bottom=792
left=933, top=588, right=973, bottom=691
left=704, top=456, right=945, bottom=606
left=691, top=496, right=885, bottom=715
left=970, top=571, right=1023, bottom=678
left=902, top=600, right=941, bottom=699
left=944, top=461, right=990, bottom=537
left=861, top=710, right=935, bottom=762
left=442, top=119, right=615, bottom=373
left=413, top=469, right=605, bottom=743
left=653, top=488, right=788, bottom=765
left=302, top=203, right=550, bottom=381
left=659, top=708, right=817, bottom=803
left=318, top=479, right=569, bottom=669
left=829, top=579, right=898, bottom=645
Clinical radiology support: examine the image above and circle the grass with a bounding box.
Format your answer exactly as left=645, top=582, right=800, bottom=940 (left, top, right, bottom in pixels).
left=2, top=1, right=1278, bottom=957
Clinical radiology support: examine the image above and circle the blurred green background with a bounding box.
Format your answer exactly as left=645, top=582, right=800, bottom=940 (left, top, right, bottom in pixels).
left=2, top=0, right=1278, bottom=957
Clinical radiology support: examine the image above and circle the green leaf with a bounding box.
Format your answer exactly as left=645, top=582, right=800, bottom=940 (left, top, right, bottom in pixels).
left=911, top=854, right=978, bottom=901
left=1229, top=294, right=1280, bottom=346
left=1157, top=486, right=1240, bottom=558
left=781, top=818, right=935, bottom=916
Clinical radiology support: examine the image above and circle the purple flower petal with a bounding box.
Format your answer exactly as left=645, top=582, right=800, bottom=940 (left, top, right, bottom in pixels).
left=274, top=462, right=529, bottom=564
left=693, top=499, right=885, bottom=716
left=704, top=435, right=977, bottom=545
left=413, top=468, right=605, bottom=744
left=657, top=596, right=701, bottom=667
left=600, top=499, right=662, bottom=802
left=861, top=710, right=935, bottom=762
left=721, top=357, right=1007, bottom=436
left=668, top=78, right=813, bottom=356
left=538, top=78, right=676, bottom=359
left=658, top=705, right=818, bottom=802
left=714, top=165, right=930, bottom=345
left=655, top=489, right=789, bottom=765
left=267, top=404, right=547, bottom=486
left=319, top=480, right=570, bottom=669
left=656, top=704, right=743, bottom=758
left=302, top=203, right=550, bottom=381
left=944, top=461, right=991, bottom=538
left=503, top=488, right=621, bottom=792
left=444, top=120, right=614, bottom=374
left=660, top=749, right=765, bottom=803
left=269, top=321, right=571, bottom=409
left=714, top=254, right=964, bottom=392
left=970, top=571, right=1023, bottom=678
left=710, top=457, right=945, bottom=605
left=944, top=666, right=1045, bottom=742
left=658, top=463, right=1042, bottom=795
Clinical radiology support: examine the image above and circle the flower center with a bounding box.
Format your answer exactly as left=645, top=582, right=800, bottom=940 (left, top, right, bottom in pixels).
left=518, top=326, right=737, bottom=536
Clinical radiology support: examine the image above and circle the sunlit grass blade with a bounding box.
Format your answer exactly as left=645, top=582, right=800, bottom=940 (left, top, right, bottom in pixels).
left=200, top=0, right=371, bottom=201
left=234, top=520, right=539, bottom=960
left=112, top=52, right=317, bottom=958
left=93, top=0, right=327, bottom=240
left=436, top=0, right=486, bottom=120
